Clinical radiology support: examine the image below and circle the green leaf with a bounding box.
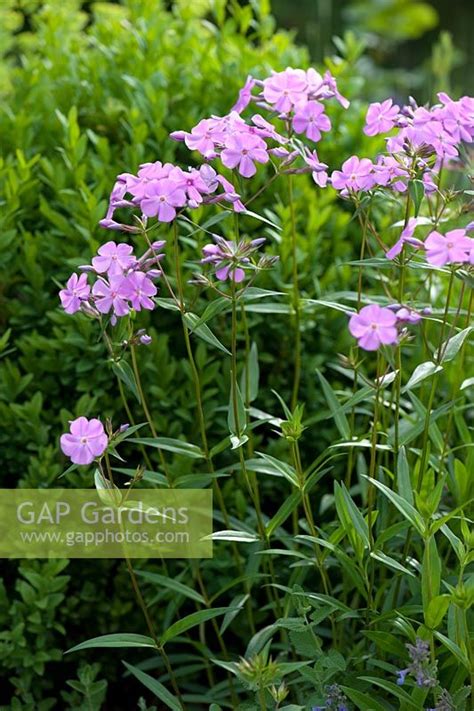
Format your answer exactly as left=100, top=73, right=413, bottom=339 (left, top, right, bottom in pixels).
left=66, top=634, right=156, bottom=653
left=408, top=178, right=425, bottom=217
left=240, top=341, right=259, bottom=403
left=266, top=490, right=301, bottom=537
left=397, top=446, right=414, bottom=505
left=440, top=326, right=473, bottom=363
left=184, top=312, right=230, bottom=355
left=189, top=297, right=229, bottom=331
left=341, top=687, right=386, bottom=711
left=358, top=677, right=420, bottom=709
left=370, top=550, right=415, bottom=578
left=364, top=476, right=425, bottom=535
left=433, top=631, right=470, bottom=670
left=134, top=571, right=206, bottom=604
left=316, top=370, right=350, bottom=439
left=110, top=360, right=141, bottom=404
left=220, top=593, right=249, bottom=634
left=228, top=380, right=246, bottom=439
left=122, top=662, right=181, bottom=711
left=161, top=608, right=231, bottom=645
left=248, top=453, right=299, bottom=487
left=422, top=535, right=441, bottom=610
left=334, top=482, right=370, bottom=549
left=403, top=361, right=442, bottom=392
left=133, top=437, right=204, bottom=459
left=206, top=530, right=259, bottom=543
left=425, top=594, right=450, bottom=629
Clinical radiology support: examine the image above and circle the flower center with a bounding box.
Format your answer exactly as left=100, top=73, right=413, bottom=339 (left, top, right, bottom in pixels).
left=370, top=323, right=378, bottom=330
left=80, top=437, right=88, bottom=444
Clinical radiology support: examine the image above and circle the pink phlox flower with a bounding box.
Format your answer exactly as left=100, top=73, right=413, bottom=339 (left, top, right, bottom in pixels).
left=331, top=156, right=375, bottom=192
left=220, top=133, right=269, bottom=178
left=126, top=162, right=174, bottom=200
left=292, top=100, right=331, bottom=142
left=305, top=67, right=324, bottom=96
left=321, top=70, right=350, bottom=108
left=349, top=304, right=399, bottom=351
left=250, top=114, right=287, bottom=143
left=170, top=166, right=211, bottom=204
left=59, top=273, right=91, bottom=314
left=182, top=118, right=224, bottom=158
left=91, top=241, right=137, bottom=275
left=232, top=75, right=257, bottom=113
left=394, top=306, right=423, bottom=324
left=201, top=236, right=265, bottom=282
left=140, top=179, right=187, bottom=222
left=364, top=99, right=400, bottom=136
left=92, top=274, right=131, bottom=317
left=122, top=271, right=157, bottom=311
left=424, top=229, right=473, bottom=266
left=386, top=218, right=423, bottom=260
left=60, top=416, right=108, bottom=465
left=262, top=68, right=308, bottom=113
left=373, top=155, right=409, bottom=191
left=303, top=149, right=328, bottom=187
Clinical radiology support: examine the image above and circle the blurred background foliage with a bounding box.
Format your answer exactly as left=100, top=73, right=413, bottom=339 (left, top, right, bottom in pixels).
left=0, top=0, right=472, bottom=708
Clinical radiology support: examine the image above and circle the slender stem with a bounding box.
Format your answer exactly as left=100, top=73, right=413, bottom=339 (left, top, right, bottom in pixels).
left=101, top=459, right=184, bottom=707
left=124, top=557, right=185, bottom=707
left=130, top=344, right=172, bottom=482
left=439, top=289, right=473, bottom=469
left=288, top=175, right=302, bottom=410
left=417, top=269, right=455, bottom=491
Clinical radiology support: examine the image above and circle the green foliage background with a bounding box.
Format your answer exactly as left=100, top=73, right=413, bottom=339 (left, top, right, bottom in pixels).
left=0, top=0, right=470, bottom=709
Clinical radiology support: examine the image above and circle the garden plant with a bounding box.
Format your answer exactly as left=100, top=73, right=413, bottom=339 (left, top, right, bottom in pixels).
left=0, top=1, right=473, bottom=710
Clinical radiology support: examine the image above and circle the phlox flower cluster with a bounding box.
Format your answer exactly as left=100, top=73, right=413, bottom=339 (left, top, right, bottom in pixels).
left=170, top=67, right=348, bottom=183
left=331, top=93, right=474, bottom=195
left=386, top=219, right=474, bottom=267
left=201, top=235, right=270, bottom=282
left=101, top=162, right=245, bottom=229
left=348, top=303, right=426, bottom=351
left=59, top=240, right=164, bottom=326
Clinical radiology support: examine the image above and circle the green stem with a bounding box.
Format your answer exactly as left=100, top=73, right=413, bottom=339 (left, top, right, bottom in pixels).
left=417, top=269, right=455, bottom=491
left=288, top=175, right=302, bottom=410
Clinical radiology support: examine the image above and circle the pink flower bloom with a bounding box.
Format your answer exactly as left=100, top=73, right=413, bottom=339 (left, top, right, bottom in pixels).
left=424, top=229, right=473, bottom=266
left=331, top=156, right=375, bottom=192
left=123, top=271, right=157, bottom=311
left=262, top=68, right=307, bottom=113
left=175, top=166, right=213, bottom=204
left=292, top=100, right=331, bottom=142
left=140, top=179, right=186, bottom=222
left=304, top=149, right=328, bottom=187
left=91, top=241, right=136, bottom=276
left=201, top=243, right=245, bottom=282
left=92, top=275, right=131, bottom=317
left=386, top=218, right=423, bottom=260
left=183, top=118, right=222, bottom=158
left=364, top=99, right=400, bottom=136
left=395, top=306, right=422, bottom=324
left=232, top=75, right=256, bottom=113
left=349, top=304, right=399, bottom=351
left=59, top=273, right=90, bottom=314
left=322, top=71, right=350, bottom=109
left=60, top=416, right=108, bottom=465
left=221, top=134, right=269, bottom=178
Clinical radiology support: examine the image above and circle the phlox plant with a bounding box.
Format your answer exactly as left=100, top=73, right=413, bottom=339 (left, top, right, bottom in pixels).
left=57, top=64, right=474, bottom=711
